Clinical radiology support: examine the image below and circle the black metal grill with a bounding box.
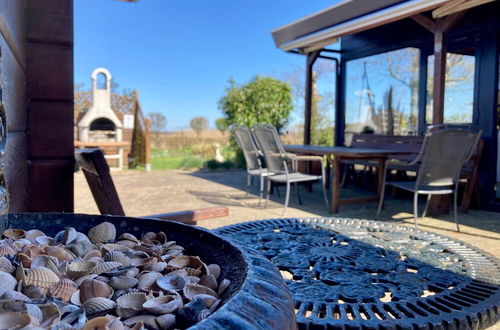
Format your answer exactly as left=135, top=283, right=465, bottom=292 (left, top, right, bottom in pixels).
left=215, top=218, right=500, bottom=329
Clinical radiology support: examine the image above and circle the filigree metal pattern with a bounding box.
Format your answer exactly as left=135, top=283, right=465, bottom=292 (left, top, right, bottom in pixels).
left=215, top=218, right=500, bottom=329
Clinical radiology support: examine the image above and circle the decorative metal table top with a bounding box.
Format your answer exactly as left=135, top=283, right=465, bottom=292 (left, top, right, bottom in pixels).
left=214, top=218, right=500, bottom=329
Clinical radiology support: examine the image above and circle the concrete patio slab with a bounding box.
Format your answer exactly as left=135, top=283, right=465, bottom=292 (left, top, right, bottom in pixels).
left=75, top=170, right=500, bottom=259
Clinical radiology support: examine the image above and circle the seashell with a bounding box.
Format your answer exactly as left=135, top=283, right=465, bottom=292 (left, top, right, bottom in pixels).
left=116, top=240, right=138, bottom=249
left=167, top=256, right=207, bottom=277
left=70, top=290, right=81, bottom=306
left=74, top=274, right=97, bottom=287
left=155, top=314, right=176, bottom=330
left=24, top=245, right=44, bottom=258
left=110, top=276, right=138, bottom=290
left=61, top=227, right=77, bottom=245
left=12, top=238, right=32, bottom=251
left=88, top=222, right=116, bottom=244
left=0, top=290, right=30, bottom=302
left=92, top=262, right=122, bottom=275
left=17, top=253, right=32, bottom=268
left=0, top=244, right=16, bottom=257
left=218, top=278, right=230, bottom=295
left=156, top=274, right=186, bottom=291
left=197, top=309, right=211, bottom=322
left=123, top=251, right=149, bottom=259
left=38, top=303, right=61, bottom=328
left=187, top=276, right=200, bottom=284
left=0, top=312, right=33, bottom=329
left=104, top=266, right=133, bottom=277
left=31, top=255, right=59, bottom=269
left=94, top=275, right=110, bottom=284
left=199, top=274, right=218, bottom=291
left=100, top=244, right=129, bottom=254
left=87, top=257, right=104, bottom=265
left=142, top=232, right=156, bottom=241
left=23, top=285, right=46, bottom=300
left=150, top=262, right=167, bottom=273
left=83, top=249, right=101, bottom=261
left=123, top=315, right=159, bottom=330
left=25, top=267, right=60, bottom=289
left=67, top=260, right=97, bottom=279
left=24, top=229, right=45, bottom=243
left=104, top=251, right=131, bottom=267
left=131, top=257, right=156, bottom=268
left=143, top=294, right=183, bottom=315
left=137, top=271, right=162, bottom=291
left=126, top=267, right=140, bottom=278
left=3, top=228, right=25, bottom=239
left=35, top=236, right=56, bottom=246
left=116, top=292, right=147, bottom=318
left=49, top=278, right=77, bottom=302
left=66, top=239, right=93, bottom=258
left=209, top=298, right=222, bottom=313
left=194, top=294, right=219, bottom=308
left=82, top=297, right=116, bottom=316
left=83, top=315, right=124, bottom=330
left=44, top=246, right=75, bottom=262
left=167, top=269, right=188, bottom=277
left=80, top=279, right=113, bottom=303
left=0, top=256, right=15, bottom=273
left=207, top=264, right=221, bottom=280
left=183, top=284, right=219, bottom=300
left=118, top=233, right=138, bottom=243
left=111, top=288, right=140, bottom=301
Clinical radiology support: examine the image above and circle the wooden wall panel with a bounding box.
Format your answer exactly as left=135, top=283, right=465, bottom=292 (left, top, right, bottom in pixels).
left=26, top=0, right=73, bottom=45
left=28, top=102, right=73, bottom=159
left=26, top=43, right=73, bottom=101
left=26, top=0, right=74, bottom=212
left=27, top=159, right=74, bottom=212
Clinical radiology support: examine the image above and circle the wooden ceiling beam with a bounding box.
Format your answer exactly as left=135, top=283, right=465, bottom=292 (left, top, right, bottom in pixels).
left=411, top=14, right=436, bottom=32
left=433, top=0, right=495, bottom=18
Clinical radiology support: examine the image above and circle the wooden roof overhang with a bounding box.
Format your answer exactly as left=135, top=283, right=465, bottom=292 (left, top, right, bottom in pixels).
left=272, top=0, right=495, bottom=53
left=272, top=0, right=497, bottom=147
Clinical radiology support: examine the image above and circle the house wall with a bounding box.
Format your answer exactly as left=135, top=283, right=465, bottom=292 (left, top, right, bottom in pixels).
left=26, top=0, right=74, bottom=212
left=0, top=0, right=74, bottom=212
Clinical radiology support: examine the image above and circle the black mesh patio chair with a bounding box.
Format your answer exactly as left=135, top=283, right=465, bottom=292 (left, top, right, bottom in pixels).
left=377, top=124, right=482, bottom=232
left=231, top=124, right=270, bottom=204
left=252, top=124, right=328, bottom=215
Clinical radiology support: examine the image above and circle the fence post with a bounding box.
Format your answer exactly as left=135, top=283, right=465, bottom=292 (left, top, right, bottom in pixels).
left=145, top=118, right=151, bottom=172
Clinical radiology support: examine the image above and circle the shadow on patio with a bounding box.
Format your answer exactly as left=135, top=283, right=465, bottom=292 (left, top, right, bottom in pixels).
left=187, top=170, right=500, bottom=257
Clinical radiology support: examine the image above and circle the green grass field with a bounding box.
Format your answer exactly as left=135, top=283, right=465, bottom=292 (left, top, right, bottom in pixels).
left=151, top=155, right=206, bottom=170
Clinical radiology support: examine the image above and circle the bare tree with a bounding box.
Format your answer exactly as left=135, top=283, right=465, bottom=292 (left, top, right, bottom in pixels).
left=149, top=112, right=167, bottom=147
left=190, top=116, right=209, bottom=138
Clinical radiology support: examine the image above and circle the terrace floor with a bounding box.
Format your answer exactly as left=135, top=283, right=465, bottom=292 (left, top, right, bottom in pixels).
left=75, top=170, right=500, bottom=259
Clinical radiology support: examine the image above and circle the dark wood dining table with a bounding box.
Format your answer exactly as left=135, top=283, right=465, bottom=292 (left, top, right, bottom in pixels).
left=283, top=144, right=412, bottom=213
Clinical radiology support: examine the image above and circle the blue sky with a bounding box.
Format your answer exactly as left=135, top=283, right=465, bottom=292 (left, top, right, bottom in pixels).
left=75, top=0, right=337, bottom=131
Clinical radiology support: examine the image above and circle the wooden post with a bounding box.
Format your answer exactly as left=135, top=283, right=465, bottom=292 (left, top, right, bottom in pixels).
left=145, top=118, right=151, bottom=172
left=432, top=19, right=446, bottom=124
left=304, top=51, right=320, bottom=145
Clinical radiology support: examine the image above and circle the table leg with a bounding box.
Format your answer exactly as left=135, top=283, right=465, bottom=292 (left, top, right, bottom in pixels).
left=376, top=158, right=385, bottom=199
left=331, top=156, right=341, bottom=213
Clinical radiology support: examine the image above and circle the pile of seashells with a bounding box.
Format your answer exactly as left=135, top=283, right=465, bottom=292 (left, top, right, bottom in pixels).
left=0, top=221, right=230, bottom=329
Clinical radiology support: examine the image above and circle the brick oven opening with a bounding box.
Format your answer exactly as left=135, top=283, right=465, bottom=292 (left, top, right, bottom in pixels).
left=89, top=117, right=117, bottom=142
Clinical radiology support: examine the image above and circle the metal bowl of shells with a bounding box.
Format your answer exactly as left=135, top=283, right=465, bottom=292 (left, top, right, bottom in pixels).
left=0, top=213, right=296, bottom=330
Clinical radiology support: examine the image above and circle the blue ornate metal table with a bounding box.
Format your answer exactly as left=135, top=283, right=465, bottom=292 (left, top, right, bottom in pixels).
left=215, top=218, right=500, bottom=329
